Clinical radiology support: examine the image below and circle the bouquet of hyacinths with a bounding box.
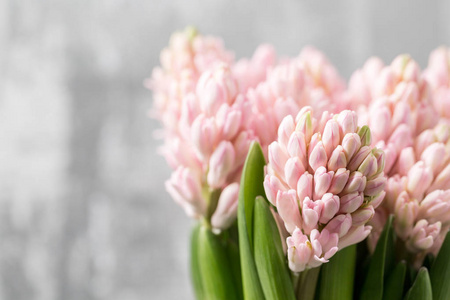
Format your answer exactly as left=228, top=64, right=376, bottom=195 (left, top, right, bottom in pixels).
left=148, top=28, right=450, bottom=300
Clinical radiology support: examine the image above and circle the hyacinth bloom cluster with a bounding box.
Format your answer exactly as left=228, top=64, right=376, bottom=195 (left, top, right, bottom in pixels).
left=264, top=107, right=386, bottom=272
left=424, top=46, right=450, bottom=119
left=150, top=28, right=450, bottom=272
left=149, top=27, right=276, bottom=136
left=150, top=29, right=278, bottom=232
left=149, top=27, right=234, bottom=134
left=355, top=55, right=438, bottom=175
left=247, top=47, right=346, bottom=154
left=347, top=54, right=450, bottom=262
left=164, top=63, right=257, bottom=231
left=371, top=122, right=450, bottom=262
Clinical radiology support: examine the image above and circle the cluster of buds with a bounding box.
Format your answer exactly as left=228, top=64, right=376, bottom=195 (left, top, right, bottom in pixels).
left=264, top=108, right=386, bottom=272
left=424, top=46, right=450, bottom=119
left=150, top=29, right=277, bottom=232
left=151, top=29, right=450, bottom=269
left=349, top=55, right=450, bottom=263
left=164, top=64, right=257, bottom=231
left=352, top=55, right=439, bottom=175
left=371, top=122, right=450, bottom=263
left=148, top=27, right=234, bottom=134
left=247, top=47, right=345, bottom=155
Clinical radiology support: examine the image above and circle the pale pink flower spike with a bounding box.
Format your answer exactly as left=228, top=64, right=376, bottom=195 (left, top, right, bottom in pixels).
left=264, top=108, right=386, bottom=272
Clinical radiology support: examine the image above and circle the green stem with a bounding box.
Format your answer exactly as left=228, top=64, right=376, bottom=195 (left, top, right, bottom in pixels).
left=292, top=271, right=301, bottom=292
left=297, top=267, right=321, bottom=300
left=202, top=187, right=221, bottom=225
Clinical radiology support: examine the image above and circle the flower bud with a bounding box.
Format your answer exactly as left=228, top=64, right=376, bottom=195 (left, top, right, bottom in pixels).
left=309, top=141, right=328, bottom=172
left=338, top=225, right=372, bottom=249
left=348, top=146, right=371, bottom=171
left=428, top=164, right=450, bottom=192
left=394, top=191, right=419, bottom=239
left=276, top=190, right=303, bottom=234
left=407, top=220, right=441, bottom=252
left=191, top=115, right=218, bottom=158
left=296, top=110, right=314, bottom=141
left=406, top=161, right=433, bottom=200
left=369, top=190, right=386, bottom=209
left=339, top=192, right=364, bottom=214
left=396, top=147, right=415, bottom=176
left=324, top=213, right=352, bottom=237
left=414, top=129, right=436, bottom=156
left=217, top=104, right=242, bottom=140
left=374, top=69, right=395, bottom=97
left=328, top=145, right=347, bottom=171
left=287, top=228, right=313, bottom=272
left=358, top=125, right=372, bottom=147
left=165, top=167, right=205, bottom=218
left=381, top=142, right=398, bottom=174
left=211, top=183, right=239, bottom=230
left=285, top=157, right=307, bottom=189
left=312, top=229, right=339, bottom=260
left=314, top=167, right=334, bottom=199
left=320, top=193, right=340, bottom=224
left=391, top=101, right=412, bottom=130
left=297, top=173, right=313, bottom=205
left=342, top=171, right=367, bottom=194
left=370, top=106, right=391, bottom=143
left=328, top=168, right=350, bottom=194
left=264, top=175, right=287, bottom=206
left=198, top=65, right=237, bottom=108
left=365, top=176, right=386, bottom=197
left=403, top=59, right=420, bottom=82
left=352, top=206, right=375, bottom=226
left=337, top=110, right=358, bottom=135
left=358, top=153, right=378, bottom=178
left=418, top=190, right=450, bottom=224
left=372, top=148, right=386, bottom=178
left=207, top=141, right=235, bottom=188
left=278, top=115, right=295, bottom=148
left=287, top=131, right=308, bottom=167
left=342, top=133, right=362, bottom=161
left=323, top=119, right=341, bottom=157
left=387, top=124, right=413, bottom=152
left=302, top=198, right=322, bottom=233
left=268, top=142, right=289, bottom=178
left=421, top=143, right=446, bottom=176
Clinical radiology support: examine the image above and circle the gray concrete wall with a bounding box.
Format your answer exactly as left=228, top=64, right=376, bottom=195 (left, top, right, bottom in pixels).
left=0, top=1, right=448, bottom=299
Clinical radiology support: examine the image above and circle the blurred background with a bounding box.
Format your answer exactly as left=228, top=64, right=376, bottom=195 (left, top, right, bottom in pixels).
left=0, top=1, right=449, bottom=299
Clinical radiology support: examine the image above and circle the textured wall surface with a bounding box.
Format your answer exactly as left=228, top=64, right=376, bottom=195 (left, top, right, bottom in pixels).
left=0, top=1, right=449, bottom=299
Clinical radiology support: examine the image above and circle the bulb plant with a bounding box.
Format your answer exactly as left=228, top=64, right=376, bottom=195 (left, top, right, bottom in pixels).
left=149, top=28, right=450, bottom=299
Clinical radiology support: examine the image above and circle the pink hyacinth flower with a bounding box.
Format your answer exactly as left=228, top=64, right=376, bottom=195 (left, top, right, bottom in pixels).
left=159, top=61, right=259, bottom=232
left=148, top=28, right=234, bottom=135
left=264, top=108, right=386, bottom=272
left=371, top=121, right=450, bottom=263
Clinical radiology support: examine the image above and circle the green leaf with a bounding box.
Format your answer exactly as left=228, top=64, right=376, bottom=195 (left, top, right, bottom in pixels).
left=226, top=238, right=243, bottom=299
left=318, top=244, right=357, bottom=300
left=383, top=261, right=406, bottom=300
left=430, top=231, right=450, bottom=300
left=190, top=224, right=204, bottom=300
left=198, top=226, right=240, bottom=299
left=404, top=267, right=432, bottom=300
left=253, top=196, right=296, bottom=300
left=360, top=215, right=395, bottom=300
left=240, top=141, right=267, bottom=245
left=238, top=142, right=266, bottom=299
